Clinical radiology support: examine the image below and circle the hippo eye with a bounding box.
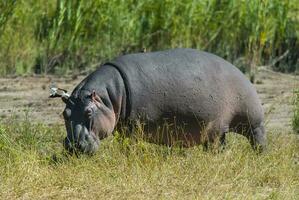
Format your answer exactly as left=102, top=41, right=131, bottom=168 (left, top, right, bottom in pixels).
left=63, top=108, right=71, bottom=120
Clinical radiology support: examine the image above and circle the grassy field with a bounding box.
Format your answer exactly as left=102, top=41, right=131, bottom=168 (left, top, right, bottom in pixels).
left=1, top=1, right=299, bottom=199
left=0, top=117, right=298, bottom=199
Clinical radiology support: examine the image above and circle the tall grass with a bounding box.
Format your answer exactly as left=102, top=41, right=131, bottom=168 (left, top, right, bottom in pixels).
left=0, top=117, right=299, bottom=199
left=0, top=0, right=298, bottom=75
left=0, top=1, right=16, bottom=35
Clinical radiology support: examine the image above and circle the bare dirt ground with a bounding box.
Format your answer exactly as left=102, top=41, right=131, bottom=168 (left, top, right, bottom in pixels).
left=0, top=68, right=298, bottom=132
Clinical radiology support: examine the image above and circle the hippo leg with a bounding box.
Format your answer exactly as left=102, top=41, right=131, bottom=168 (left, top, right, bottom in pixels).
left=219, top=129, right=227, bottom=147
left=247, top=124, right=266, bottom=152
left=202, top=121, right=229, bottom=151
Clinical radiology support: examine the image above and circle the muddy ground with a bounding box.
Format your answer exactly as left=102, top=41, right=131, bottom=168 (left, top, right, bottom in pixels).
left=0, top=67, right=298, bottom=132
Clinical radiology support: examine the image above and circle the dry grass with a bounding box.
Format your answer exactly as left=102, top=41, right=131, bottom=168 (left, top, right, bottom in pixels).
left=0, top=117, right=298, bottom=200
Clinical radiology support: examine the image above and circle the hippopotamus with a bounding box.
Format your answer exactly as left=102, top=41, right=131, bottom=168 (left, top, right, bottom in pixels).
left=54, top=48, right=266, bottom=154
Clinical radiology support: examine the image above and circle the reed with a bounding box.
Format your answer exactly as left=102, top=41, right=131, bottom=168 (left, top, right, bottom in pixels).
left=0, top=0, right=298, bottom=75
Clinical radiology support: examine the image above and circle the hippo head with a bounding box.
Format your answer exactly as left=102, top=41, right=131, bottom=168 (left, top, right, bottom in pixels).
left=60, top=89, right=116, bottom=154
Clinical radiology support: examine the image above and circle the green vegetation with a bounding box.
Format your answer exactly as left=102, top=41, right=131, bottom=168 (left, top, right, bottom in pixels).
left=293, top=89, right=299, bottom=133
left=0, top=0, right=298, bottom=75
left=0, top=117, right=299, bottom=199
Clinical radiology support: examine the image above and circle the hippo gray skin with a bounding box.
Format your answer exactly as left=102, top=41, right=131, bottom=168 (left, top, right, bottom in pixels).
left=60, top=48, right=266, bottom=154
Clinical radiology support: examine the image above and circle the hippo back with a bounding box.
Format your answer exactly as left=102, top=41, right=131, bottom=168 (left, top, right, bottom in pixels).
left=105, top=48, right=260, bottom=125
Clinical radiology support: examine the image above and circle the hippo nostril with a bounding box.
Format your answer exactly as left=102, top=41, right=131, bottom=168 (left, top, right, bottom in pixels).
left=85, top=108, right=93, bottom=118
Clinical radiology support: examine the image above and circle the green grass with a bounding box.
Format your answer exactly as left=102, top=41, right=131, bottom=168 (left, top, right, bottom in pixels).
left=0, top=118, right=298, bottom=199
left=0, top=0, right=298, bottom=75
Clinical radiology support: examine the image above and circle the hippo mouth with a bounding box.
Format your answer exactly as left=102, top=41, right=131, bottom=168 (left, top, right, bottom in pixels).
left=64, top=124, right=100, bottom=155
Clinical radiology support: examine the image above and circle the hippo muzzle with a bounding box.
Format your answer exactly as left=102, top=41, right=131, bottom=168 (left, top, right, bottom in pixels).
left=64, top=123, right=100, bottom=154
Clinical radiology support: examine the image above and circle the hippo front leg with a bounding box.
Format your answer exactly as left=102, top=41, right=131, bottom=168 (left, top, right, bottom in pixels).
left=202, top=121, right=229, bottom=151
